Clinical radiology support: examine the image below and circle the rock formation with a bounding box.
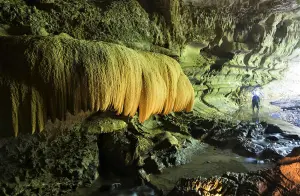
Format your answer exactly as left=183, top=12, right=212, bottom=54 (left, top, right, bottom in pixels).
left=0, top=35, right=194, bottom=137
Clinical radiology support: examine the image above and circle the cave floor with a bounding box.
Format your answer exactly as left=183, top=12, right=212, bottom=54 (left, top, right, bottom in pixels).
left=71, top=144, right=274, bottom=196
left=70, top=99, right=300, bottom=196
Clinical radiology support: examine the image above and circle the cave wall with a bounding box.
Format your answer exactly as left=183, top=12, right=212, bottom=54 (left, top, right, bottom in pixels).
left=181, top=6, right=300, bottom=117
left=1, top=0, right=300, bottom=119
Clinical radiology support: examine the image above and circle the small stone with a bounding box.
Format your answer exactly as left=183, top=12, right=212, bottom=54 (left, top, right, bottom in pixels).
left=111, top=183, right=122, bottom=190
left=257, top=160, right=264, bottom=164
left=265, top=124, right=283, bottom=134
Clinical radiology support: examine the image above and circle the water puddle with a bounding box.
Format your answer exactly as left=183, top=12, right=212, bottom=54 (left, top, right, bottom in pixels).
left=149, top=144, right=274, bottom=194
left=70, top=143, right=274, bottom=196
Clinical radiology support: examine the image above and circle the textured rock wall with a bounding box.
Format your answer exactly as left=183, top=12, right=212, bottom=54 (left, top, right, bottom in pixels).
left=178, top=1, right=300, bottom=117
left=1, top=0, right=300, bottom=118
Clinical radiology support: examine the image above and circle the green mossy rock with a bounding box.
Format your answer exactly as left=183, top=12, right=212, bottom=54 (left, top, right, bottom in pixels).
left=84, top=117, right=128, bottom=134
left=154, top=131, right=179, bottom=150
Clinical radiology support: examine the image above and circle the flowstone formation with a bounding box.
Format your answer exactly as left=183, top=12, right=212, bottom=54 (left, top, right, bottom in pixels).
left=0, top=35, right=194, bottom=137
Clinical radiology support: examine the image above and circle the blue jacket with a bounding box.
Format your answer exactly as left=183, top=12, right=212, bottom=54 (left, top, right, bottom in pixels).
left=252, top=95, right=260, bottom=103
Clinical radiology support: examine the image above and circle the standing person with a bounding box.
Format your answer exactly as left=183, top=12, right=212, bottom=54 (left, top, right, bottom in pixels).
left=252, top=92, right=260, bottom=112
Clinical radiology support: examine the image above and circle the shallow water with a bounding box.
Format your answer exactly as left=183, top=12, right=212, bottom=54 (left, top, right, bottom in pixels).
left=149, top=144, right=274, bottom=194
left=233, top=101, right=300, bottom=136
left=71, top=143, right=275, bottom=196
left=270, top=98, right=300, bottom=127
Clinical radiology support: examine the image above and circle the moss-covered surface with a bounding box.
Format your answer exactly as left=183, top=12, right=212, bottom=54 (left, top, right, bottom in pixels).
left=0, top=124, right=99, bottom=196
left=96, top=113, right=202, bottom=176
left=0, top=0, right=179, bottom=53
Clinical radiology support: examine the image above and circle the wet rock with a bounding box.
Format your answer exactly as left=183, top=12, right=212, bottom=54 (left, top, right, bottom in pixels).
left=99, top=183, right=122, bottom=192
left=288, top=147, right=300, bottom=157
left=189, top=120, right=215, bottom=139
left=270, top=99, right=300, bottom=127
left=260, top=148, right=283, bottom=160
left=282, top=133, right=300, bottom=140
left=161, top=139, right=203, bottom=167
left=143, top=156, right=165, bottom=174
left=142, top=137, right=202, bottom=175
left=189, top=125, right=207, bottom=139
left=97, top=115, right=204, bottom=178
left=195, top=119, right=300, bottom=159
left=233, top=140, right=264, bottom=157
left=246, top=125, right=265, bottom=139
left=98, top=130, right=137, bottom=176
left=266, top=136, right=279, bottom=141
left=137, top=169, right=150, bottom=184
left=0, top=125, right=99, bottom=196
left=265, top=124, right=283, bottom=134
left=204, top=126, right=247, bottom=148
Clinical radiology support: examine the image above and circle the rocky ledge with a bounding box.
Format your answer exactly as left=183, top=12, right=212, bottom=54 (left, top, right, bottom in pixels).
left=190, top=118, right=300, bottom=160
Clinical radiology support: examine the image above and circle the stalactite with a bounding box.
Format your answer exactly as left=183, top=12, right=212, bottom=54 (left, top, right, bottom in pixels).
left=0, top=35, right=194, bottom=137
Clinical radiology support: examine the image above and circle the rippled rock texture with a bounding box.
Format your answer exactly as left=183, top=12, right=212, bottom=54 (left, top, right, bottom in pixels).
left=169, top=147, right=300, bottom=196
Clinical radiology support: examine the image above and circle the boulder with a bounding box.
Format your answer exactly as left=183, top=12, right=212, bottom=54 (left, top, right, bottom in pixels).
left=265, top=124, right=283, bottom=134
left=83, top=117, right=128, bottom=134
left=154, top=132, right=179, bottom=150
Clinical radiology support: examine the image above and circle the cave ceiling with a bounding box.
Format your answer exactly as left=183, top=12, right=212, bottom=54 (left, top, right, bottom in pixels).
left=0, top=0, right=300, bottom=118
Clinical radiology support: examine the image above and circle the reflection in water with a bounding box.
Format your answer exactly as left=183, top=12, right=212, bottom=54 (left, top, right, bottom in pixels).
left=252, top=110, right=260, bottom=124
left=148, top=145, right=274, bottom=194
